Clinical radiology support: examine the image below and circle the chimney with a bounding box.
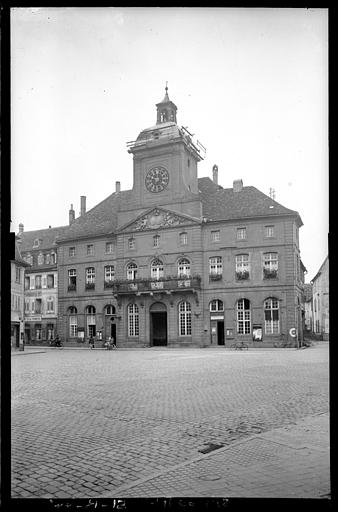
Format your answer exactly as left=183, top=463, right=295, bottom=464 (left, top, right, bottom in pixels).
left=115, top=181, right=121, bottom=193
left=69, top=204, right=75, bottom=224
left=233, top=179, right=243, bottom=193
left=19, top=223, right=24, bottom=235
left=212, top=164, right=218, bottom=185
left=80, top=196, right=86, bottom=216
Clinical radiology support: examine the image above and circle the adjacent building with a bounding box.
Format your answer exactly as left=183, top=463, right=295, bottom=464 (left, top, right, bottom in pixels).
left=311, top=256, right=329, bottom=340
left=17, top=223, right=69, bottom=344
left=11, top=236, right=31, bottom=349
left=54, top=88, right=306, bottom=348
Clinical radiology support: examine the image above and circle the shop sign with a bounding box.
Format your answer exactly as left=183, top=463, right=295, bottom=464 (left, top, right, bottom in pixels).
left=25, top=315, right=42, bottom=321
left=26, top=291, right=42, bottom=297
left=210, top=315, right=224, bottom=320
left=253, top=325, right=263, bottom=341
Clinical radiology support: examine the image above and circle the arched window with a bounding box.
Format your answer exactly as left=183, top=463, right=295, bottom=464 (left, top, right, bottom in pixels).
left=151, top=258, right=164, bottom=280
left=237, top=299, right=251, bottom=334
left=69, top=306, right=78, bottom=337
left=126, top=262, right=138, bottom=280
left=86, top=306, right=96, bottom=338
left=128, top=304, right=139, bottom=337
left=105, top=305, right=116, bottom=315
left=264, top=298, right=280, bottom=334
left=178, top=258, right=191, bottom=278
left=179, top=301, right=192, bottom=336
left=210, top=300, right=224, bottom=312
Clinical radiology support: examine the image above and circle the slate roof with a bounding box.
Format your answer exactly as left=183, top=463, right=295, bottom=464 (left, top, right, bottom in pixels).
left=18, top=225, right=70, bottom=252
left=197, top=178, right=302, bottom=224
left=56, top=177, right=302, bottom=243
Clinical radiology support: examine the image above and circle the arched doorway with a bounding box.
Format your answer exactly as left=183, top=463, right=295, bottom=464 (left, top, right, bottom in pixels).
left=150, top=302, right=167, bottom=346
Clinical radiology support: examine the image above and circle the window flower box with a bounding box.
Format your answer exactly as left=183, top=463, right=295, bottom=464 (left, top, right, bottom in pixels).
left=263, top=268, right=278, bottom=279
left=209, top=273, right=222, bottom=281
left=85, top=282, right=95, bottom=290
left=104, top=281, right=115, bottom=289
left=236, top=270, right=249, bottom=280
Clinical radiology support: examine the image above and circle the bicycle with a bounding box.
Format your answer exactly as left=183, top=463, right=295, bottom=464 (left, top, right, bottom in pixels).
left=49, top=338, right=64, bottom=349
left=273, top=339, right=293, bottom=348
left=230, top=341, right=249, bottom=350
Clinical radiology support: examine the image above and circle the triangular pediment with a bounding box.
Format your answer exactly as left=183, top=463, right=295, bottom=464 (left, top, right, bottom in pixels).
left=118, top=207, right=201, bottom=233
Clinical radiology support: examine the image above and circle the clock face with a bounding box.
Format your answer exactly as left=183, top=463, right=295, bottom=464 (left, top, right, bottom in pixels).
left=145, top=166, right=169, bottom=193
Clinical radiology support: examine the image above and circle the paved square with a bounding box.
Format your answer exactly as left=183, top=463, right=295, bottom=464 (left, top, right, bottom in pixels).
left=11, top=345, right=329, bottom=498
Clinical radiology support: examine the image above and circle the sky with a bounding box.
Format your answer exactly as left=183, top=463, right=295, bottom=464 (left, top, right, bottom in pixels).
left=10, top=7, right=328, bottom=281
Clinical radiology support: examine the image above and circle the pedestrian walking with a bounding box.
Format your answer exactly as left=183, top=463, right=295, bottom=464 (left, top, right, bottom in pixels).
left=89, top=336, right=95, bottom=349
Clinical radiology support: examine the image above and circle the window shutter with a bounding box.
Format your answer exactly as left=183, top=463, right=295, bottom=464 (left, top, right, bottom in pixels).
left=54, top=274, right=58, bottom=288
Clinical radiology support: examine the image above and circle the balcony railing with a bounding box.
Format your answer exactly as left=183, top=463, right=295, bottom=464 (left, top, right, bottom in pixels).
left=112, top=275, right=201, bottom=296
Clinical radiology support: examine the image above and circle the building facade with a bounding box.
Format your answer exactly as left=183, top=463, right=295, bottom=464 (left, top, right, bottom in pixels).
left=56, top=88, right=306, bottom=348
left=11, top=236, right=30, bottom=349
left=311, top=256, right=329, bottom=340
left=17, top=224, right=68, bottom=344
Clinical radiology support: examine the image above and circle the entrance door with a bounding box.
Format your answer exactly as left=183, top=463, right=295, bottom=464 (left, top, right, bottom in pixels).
left=151, top=312, right=167, bottom=346
left=149, top=302, right=168, bottom=346
left=217, top=321, right=225, bottom=345
left=111, top=323, right=116, bottom=345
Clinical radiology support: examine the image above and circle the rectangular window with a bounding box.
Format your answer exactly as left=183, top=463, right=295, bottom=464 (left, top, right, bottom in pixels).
left=68, top=269, right=77, bottom=290
left=35, top=299, right=42, bottom=314
left=69, top=316, right=78, bottom=337
left=237, top=227, right=246, bottom=240
left=179, top=302, right=192, bottom=336
left=87, top=244, right=94, bottom=255
left=263, top=253, right=278, bottom=278
left=25, top=276, right=30, bottom=290
left=179, top=232, right=188, bottom=245
left=209, top=256, right=222, bottom=278
left=265, top=225, right=274, bottom=238
left=153, top=235, right=160, bottom=247
left=47, top=274, right=55, bottom=288
left=85, top=267, right=95, bottom=288
left=42, top=276, right=47, bottom=288
left=30, top=276, right=35, bottom=289
left=104, top=265, right=115, bottom=282
left=211, top=230, right=220, bottom=242
left=128, top=238, right=135, bottom=250
left=35, top=324, right=42, bottom=340
left=47, top=324, right=55, bottom=340
left=128, top=306, right=140, bottom=337
left=35, top=275, right=42, bottom=289
left=69, top=247, right=76, bottom=257
left=47, top=298, right=54, bottom=313
left=235, top=254, right=250, bottom=280
left=25, top=300, right=29, bottom=313
left=105, top=242, right=114, bottom=254
left=15, top=266, right=21, bottom=283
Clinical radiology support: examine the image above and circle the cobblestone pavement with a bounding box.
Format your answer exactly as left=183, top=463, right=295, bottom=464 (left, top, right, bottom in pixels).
left=11, top=344, right=329, bottom=498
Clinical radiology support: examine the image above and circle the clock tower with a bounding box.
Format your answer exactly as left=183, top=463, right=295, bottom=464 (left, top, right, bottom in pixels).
left=118, top=86, right=204, bottom=228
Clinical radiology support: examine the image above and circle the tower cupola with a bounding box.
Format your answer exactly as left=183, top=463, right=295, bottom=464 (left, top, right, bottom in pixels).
left=156, top=83, right=177, bottom=124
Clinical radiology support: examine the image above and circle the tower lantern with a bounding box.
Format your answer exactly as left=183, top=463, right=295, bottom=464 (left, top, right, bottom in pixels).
left=156, top=83, right=177, bottom=125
